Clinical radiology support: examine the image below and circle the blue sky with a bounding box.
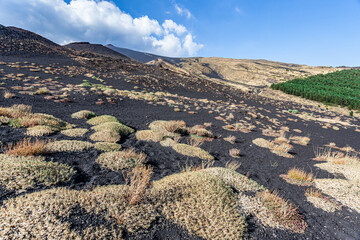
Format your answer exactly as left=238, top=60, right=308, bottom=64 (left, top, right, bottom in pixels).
left=1, top=0, right=360, bottom=66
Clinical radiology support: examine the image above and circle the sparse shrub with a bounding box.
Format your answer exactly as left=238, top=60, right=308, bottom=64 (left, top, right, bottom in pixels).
left=125, top=165, right=153, bottom=205
left=3, top=138, right=52, bottom=156
left=94, top=142, right=122, bottom=152
left=188, top=137, right=205, bottom=147
left=87, top=115, right=118, bottom=125
left=71, top=110, right=97, bottom=119
left=0, top=154, right=75, bottom=190
left=89, top=131, right=121, bottom=143
left=225, top=160, right=241, bottom=171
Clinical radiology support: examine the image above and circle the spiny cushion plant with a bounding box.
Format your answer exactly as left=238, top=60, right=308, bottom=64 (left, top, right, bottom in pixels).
left=47, top=140, right=93, bottom=152
left=89, top=131, right=121, bottom=143
left=61, top=128, right=89, bottom=137
left=26, top=125, right=55, bottom=136
left=151, top=170, right=247, bottom=239
left=271, top=69, right=360, bottom=109
left=96, top=148, right=147, bottom=171
left=71, top=110, right=97, bottom=119
left=87, top=115, right=119, bottom=125
left=135, top=130, right=164, bottom=142
left=0, top=185, right=157, bottom=239
left=0, top=154, right=75, bottom=190
left=92, top=122, right=134, bottom=135
left=172, top=143, right=214, bottom=160
left=94, top=142, right=122, bottom=152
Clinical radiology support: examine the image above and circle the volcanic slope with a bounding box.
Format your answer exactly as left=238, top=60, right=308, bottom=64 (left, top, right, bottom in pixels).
left=0, top=26, right=360, bottom=240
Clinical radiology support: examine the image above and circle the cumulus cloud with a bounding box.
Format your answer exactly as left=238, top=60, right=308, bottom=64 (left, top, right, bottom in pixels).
left=174, top=3, right=192, bottom=19
left=0, top=0, right=203, bottom=57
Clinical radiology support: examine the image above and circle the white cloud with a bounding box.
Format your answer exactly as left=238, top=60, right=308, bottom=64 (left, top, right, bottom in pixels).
left=174, top=3, right=192, bottom=19
left=0, top=0, right=202, bottom=57
left=235, top=7, right=244, bottom=15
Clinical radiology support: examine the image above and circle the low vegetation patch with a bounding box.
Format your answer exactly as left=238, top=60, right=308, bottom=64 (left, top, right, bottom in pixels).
left=172, top=143, right=214, bottom=160
left=26, top=125, right=55, bottom=136
left=257, top=190, right=307, bottom=233
left=47, top=140, right=93, bottom=152
left=96, top=148, right=147, bottom=171
left=89, top=131, right=121, bottom=143
left=136, top=130, right=164, bottom=142
left=0, top=154, right=75, bottom=190
left=94, top=142, right=122, bottom=152
left=71, top=110, right=97, bottom=119
left=61, top=128, right=89, bottom=137
left=87, top=115, right=119, bottom=125
left=92, top=122, right=134, bottom=135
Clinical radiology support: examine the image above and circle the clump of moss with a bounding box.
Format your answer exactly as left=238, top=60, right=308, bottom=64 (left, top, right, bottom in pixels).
left=71, top=110, right=97, bottom=119
left=0, top=154, right=75, bottom=190
left=61, top=128, right=89, bottom=137
left=172, top=143, right=214, bottom=160
left=87, top=115, right=119, bottom=125
left=94, top=142, right=122, bottom=152
left=89, top=131, right=121, bottom=143
left=92, top=122, right=134, bottom=135
left=96, top=148, right=146, bottom=171
left=47, top=140, right=93, bottom=152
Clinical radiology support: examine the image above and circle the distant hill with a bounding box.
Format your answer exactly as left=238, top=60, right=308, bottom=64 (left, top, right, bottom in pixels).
left=106, top=44, right=181, bottom=63
left=65, top=42, right=129, bottom=61
left=0, top=24, right=71, bottom=57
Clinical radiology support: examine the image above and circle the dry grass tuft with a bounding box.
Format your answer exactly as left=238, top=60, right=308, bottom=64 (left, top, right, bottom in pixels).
left=225, top=160, right=241, bottom=171
left=0, top=154, right=75, bottom=190
left=71, top=110, right=97, bottom=119
left=4, top=91, right=15, bottom=99
left=124, top=165, right=153, bottom=205
left=291, top=136, right=311, bottom=146
left=136, top=130, right=164, bottom=142
left=187, top=137, right=205, bottom=147
left=229, top=148, right=241, bottom=158
left=149, top=120, right=184, bottom=137
left=3, top=138, right=52, bottom=156
left=9, top=104, right=32, bottom=118
left=189, top=125, right=213, bottom=138
left=286, top=167, right=314, bottom=184
left=224, top=135, right=236, bottom=144
left=258, top=190, right=307, bottom=233
left=172, top=143, right=214, bottom=160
